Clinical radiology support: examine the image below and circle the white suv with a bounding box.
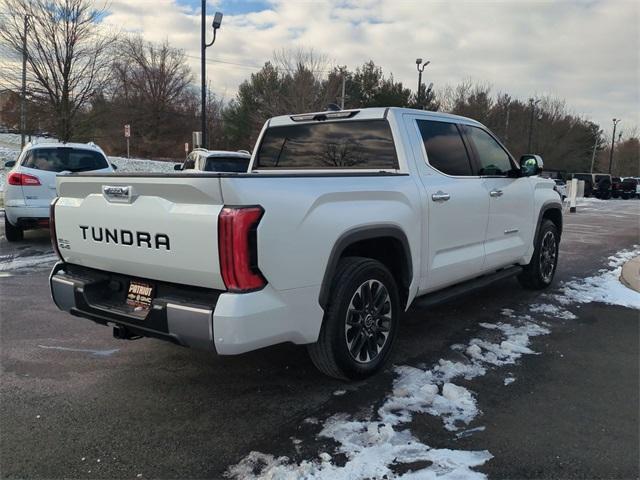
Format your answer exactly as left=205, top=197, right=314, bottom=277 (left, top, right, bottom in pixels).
left=3, top=141, right=113, bottom=241
left=175, top=148, right=251, bottom=173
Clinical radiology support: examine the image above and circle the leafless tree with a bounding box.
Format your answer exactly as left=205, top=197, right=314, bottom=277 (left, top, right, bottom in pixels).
left=0, top=0, right=115, bottom=141
left=106, top=36, right=195, bottom=156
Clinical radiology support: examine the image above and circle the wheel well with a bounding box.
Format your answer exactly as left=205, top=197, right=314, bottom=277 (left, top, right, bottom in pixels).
left=542, top=207, right=562, bottom=236
left=340, top=236, right=411, bottom=307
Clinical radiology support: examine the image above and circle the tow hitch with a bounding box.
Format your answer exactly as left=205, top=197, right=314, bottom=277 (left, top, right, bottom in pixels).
left=113, top=325, right=142, bottom=341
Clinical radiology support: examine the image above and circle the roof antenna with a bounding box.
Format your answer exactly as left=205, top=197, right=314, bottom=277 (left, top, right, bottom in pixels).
left=326, top=103, right=341, bottom=111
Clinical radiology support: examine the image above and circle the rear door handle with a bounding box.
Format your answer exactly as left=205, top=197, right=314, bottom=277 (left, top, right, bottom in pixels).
left=431, top=191, right=450, bottom=202
left=489, top=189, right=503, bottom=197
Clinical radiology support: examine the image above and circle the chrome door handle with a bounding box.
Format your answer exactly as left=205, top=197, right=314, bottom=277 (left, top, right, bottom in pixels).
left=489, top=189, right=503, bottom=197
left=431, top=191, right=450, bottom=202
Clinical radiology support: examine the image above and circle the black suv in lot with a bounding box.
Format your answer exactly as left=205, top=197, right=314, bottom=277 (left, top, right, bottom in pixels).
left=572, top=173, right=612, bottom=199
left=617, top=177, right=639, bottom=199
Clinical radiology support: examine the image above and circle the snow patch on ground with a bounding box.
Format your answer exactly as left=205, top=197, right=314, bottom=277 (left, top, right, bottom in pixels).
left=226, top=313, right=550, bottom=479
left=557, top=246, right=640, bottom=309
left=0, top=252, right=58, bottom=271
left=227, top=248, right=639, bottom=479
left=529, top=303, right=577, bottom=320
left=108, top=156, right=176, bottom=173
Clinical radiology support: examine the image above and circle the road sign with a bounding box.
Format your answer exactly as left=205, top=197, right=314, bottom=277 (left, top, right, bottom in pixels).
left=124, top=124, right=131, bottom=138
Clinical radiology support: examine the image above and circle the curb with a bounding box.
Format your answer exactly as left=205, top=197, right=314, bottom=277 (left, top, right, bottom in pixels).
left=620, top=256, right=640, bottom=293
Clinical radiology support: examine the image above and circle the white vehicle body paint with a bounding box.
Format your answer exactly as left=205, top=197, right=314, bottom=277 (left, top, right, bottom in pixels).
left=49, top=108, right=561, bottom=361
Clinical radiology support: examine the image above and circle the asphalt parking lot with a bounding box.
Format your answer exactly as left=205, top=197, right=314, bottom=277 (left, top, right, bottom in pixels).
left=1, top=199, right=639, bottom=479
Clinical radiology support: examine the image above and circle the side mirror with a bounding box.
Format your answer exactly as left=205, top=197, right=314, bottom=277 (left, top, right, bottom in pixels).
left=174, top=164, right=183, bottom=171
left=4, top=160, right=16, bottom=169
left=111, top=164, right=118, bottom=170
left=520, top=154, right=543, bottom=177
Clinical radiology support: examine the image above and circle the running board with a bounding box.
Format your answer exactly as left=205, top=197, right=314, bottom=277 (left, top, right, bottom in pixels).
left=413, top=266, right=523, bottom=309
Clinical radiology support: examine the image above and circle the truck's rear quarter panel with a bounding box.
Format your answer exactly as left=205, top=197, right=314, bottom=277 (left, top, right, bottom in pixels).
left=219, top=174, right=422, bottom=295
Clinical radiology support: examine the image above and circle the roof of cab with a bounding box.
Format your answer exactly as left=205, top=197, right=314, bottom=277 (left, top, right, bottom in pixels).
left=24, top=140, right=106, bottom=154
left=192, top=148, right=251, bottom=158
left=267, top=107, right=483, bottom=128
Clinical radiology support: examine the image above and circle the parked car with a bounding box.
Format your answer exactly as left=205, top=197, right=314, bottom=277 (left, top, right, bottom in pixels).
left=553, top=179, right=567, bottom=200
left=620, top=177, right=639, bottom=199
left=3, top=141, right=113, bottom=241
left=611, top=177, right=624, bottom=198
left=175, top=149, right=251, bottom=173
left=571, top=173, right=612, bottom=199
left=49, top=107, right=562, bottom=380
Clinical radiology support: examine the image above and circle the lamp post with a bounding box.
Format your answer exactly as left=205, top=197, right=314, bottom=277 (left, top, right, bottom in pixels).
left=201, top=4, right=223, bottom=149
left=607, top=118, right=620, bottom=174
left=415, top=58, right=430, bottom=109
left=589, top=129, right=603, bottom=174
left=527, top=98, right=541, bottom=153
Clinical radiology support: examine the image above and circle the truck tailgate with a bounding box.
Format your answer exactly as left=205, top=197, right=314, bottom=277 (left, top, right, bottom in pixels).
left=54, top=175, right=226, bottom=290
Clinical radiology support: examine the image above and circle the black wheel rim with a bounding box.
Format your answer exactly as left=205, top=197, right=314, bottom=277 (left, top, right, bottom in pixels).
left=344, top=279, right=392, bottom=364
left=539, top=230, right=557, bottom=283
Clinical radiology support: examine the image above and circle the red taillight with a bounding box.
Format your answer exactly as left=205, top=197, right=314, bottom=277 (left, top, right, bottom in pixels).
left=8, top=172, right=41, bottom=186
left=50, top=197, right=62, bottom=260
left=218, top=206, right=266, bottom=292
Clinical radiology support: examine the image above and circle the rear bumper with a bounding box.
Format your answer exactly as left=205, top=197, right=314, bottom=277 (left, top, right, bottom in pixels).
left=49, top=263, right=324, bottom=355
left=5, top=204, right=49, bottom=226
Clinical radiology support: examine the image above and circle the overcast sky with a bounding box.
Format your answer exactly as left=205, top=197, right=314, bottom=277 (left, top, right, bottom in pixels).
left=83, top=0, right=640, bottom=136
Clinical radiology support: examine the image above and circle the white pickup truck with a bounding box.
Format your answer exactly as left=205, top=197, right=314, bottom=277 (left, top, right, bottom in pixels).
left=49, top=108, right=562, bottom=380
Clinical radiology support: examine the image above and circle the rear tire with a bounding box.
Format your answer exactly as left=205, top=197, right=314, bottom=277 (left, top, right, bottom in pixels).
left=4, top=215, right=24, bottom=242
left=308, top=257, right=400, bottom=380
left=518, top=219, right=559, bottom=290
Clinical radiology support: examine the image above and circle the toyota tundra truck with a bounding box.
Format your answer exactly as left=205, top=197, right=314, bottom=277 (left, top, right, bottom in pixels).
left=49, top=108, right=562, bottom=380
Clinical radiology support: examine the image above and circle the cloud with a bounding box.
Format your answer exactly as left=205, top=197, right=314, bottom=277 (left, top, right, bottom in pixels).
left=102, top=0, right=639, bottom=132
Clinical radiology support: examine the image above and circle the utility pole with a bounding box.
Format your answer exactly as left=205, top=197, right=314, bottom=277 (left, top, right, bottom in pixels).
left=503, top=95, right=511, bottom=144
left=527, top=98, right=540, bottom=152
left=415, top=58, right=430, bottom=109
left=201, top=3, right=222, bottom=150
left=20, top=15, right=29, bottom=149
left=340, top=68, right=346, bottom=110
left=607, top=118, right=620, bottom=174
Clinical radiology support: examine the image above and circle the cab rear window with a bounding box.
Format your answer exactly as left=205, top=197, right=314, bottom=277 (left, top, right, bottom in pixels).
left=22, top=148, right=108, bottom=173
left=255, top=120, right=398, bottom=169
left=204, top=157, right=250, bottom=173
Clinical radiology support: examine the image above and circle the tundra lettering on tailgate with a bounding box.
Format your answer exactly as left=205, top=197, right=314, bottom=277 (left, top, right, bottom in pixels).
left=79, top=225, right=170, bottom=250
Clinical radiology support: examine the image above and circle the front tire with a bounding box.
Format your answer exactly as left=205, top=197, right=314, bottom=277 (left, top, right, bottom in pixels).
left=518, top=219, right=559, bottom=290
left=308, top=257, right=400, bottom=380
left=4, top=215, right=24, bottom=242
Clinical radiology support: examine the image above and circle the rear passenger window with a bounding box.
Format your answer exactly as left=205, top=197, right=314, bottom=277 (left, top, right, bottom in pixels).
left=255, top=120, right=398, bottom=169
left=21, top=148, right=108, bottom=172
left=417, top=120, right=473, bottom=176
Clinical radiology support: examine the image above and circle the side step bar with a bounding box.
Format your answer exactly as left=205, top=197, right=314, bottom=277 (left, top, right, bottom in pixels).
left=413, top=265, right=523, bottom=309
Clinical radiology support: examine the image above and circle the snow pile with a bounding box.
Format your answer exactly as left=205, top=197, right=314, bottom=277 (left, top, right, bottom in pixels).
left=226, top=313, right=551, bottom=480
left=108, top=156, right=176, bottom=173
left=557, top=246, right=640, bottom=309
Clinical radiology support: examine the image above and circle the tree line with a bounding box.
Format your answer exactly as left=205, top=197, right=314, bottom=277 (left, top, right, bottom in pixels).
left=1, top=0, right=637, bottom=175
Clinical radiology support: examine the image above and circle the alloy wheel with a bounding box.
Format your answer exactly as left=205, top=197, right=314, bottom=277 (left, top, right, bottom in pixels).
left=344, top=279, right=392, bottom=364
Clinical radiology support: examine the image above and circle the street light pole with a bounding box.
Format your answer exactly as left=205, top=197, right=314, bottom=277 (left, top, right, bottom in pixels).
left=340, top=67, right=346, bottom=110
left=201, top=3, right=222, bottom=150
left=527, top=98, right=540, bottom=153
left=589, top=130, right=602, bottom=173
left=607, top=118, right=620, bottom=174
left=415, top=58, right=430, bottom=109
left=20, top=15, right=29, bottom=149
